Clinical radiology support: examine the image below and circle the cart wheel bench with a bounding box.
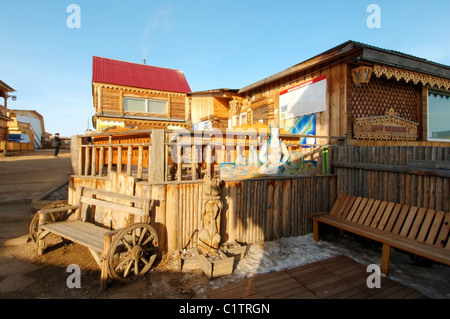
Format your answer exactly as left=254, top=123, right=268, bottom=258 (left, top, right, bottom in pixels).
left=30, top=187, right=158, bottom=290
left=308, top=194, right=450, bottom=275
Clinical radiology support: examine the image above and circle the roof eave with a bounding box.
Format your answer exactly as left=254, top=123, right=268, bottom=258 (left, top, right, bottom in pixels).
left=238, top=41, right=358, bottom=94
left=359, top=46, right=450, bottom=79
left=238, top=40, right=450, bottom=94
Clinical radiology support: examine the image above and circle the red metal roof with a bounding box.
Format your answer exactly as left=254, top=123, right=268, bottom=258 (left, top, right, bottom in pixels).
left=92, top=56, right=191, bottom=93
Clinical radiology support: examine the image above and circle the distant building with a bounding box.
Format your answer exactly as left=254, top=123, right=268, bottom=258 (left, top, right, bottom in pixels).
left=91, top=56, right=191, bottom=131
left=0, top=80, right=15, bottom=153
left=8, top=109, right=47, bottom=149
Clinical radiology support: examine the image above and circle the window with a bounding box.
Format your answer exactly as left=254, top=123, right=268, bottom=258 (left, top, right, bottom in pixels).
left=428, top=89, right=450, bottom=141
left=123, top=97, right=167, bottom=114
left=252, top=106, right=269, bottom=124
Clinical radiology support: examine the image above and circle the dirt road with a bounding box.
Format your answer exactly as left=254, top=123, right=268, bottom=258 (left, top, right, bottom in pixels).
left=0, top=150, right=210, bottom=299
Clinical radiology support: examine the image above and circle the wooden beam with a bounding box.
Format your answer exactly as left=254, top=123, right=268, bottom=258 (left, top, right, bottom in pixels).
left=332, top=161, right=450, bottom=178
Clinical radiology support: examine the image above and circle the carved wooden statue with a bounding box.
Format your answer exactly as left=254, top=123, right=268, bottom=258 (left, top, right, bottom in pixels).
left=198, top=175, right=223, bottom=254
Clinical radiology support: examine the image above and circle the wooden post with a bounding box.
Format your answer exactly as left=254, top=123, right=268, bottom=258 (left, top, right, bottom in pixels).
left=84, top=146, right=90, bottom=176
left=127, top=145, right=132, bottom=176
left=265, top=181, right=274, bottom=241
left=149, top=129, right=165, bottom=183
left=273, top=180, right=282, bottom=239
left=313, top=220, right=320, bottom=242
left=70, top=136, right=81, bottom=175
left=100, top=235, right=111, bottom=291
left=138, top=145, right=143, bottom=178
left=228, top=183, right=238, bottom=242
left=282, top=180, right=291, bottom=237
left=381, top=243, right=391, bottom=275
left=91, top=146, right=97, bottom=176
left=107, top=141, right=113, bottom=175
left=37, top=212, right=46, bottom=255
left=117, top=145, right=122, bottom=173
left=166, top=184, right=178, bottom=253
left=99, top=146, right=104, bottom=176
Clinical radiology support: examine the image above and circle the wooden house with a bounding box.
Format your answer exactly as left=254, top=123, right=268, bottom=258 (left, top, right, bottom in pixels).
left=92, top=56, right=191, bottom=131
left=8, top=109, right=46, bottom=149
left=192, top=41, right=450, bottom=146
left=0, top=80, right=15, bottom=153
left=188, top=89, right=240, bottom=130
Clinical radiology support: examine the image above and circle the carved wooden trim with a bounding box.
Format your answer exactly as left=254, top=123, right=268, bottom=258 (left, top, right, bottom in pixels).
left=373, top=65, right=450, bottom=90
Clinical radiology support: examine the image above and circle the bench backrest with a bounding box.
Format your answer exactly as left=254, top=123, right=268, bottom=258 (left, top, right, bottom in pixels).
left=330, top=194, right=450, bottom=249
left=76, top=187, right=152, bottom=226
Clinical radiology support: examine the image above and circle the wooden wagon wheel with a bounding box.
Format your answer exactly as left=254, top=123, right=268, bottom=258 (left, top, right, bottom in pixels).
left=29, top=200, right=69, bottom=243
left=107, top=223, right=159, bottom=284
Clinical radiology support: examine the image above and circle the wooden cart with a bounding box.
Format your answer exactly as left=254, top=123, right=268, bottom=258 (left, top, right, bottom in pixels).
left=29, top=187, right=159, bottom=290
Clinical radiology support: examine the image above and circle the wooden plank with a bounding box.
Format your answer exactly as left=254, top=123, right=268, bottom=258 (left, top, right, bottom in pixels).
left=383, top=203, right=402, bottom=232
left=377, top=202, right=395, bottom=230
left=417, top=209, right=436, bottom=243
left=350, top=197, right=369, bottom=223
left=363, top=199, right=381, bottom=226
left=331, top=161, right=450, bottom=178
left=83, top=188, right=150, bottom=206
left=369, top=201, right=388, bottom=228
left=334, top=195, right=353, bottom=217
left=340, top=196, right=357, bottom=219
left=425, top=211, right=445, bottom=245
left=41, top=221, right=105, bottom=252
left=357, top=198, right=375, bottom=225
left=399, top=206, right=419, bottom=237
left=407, top=159, right=450, bottom=170
left=330, top=193, right=346, bottom=216
left=38, top=205, right=79, bottom=215
left=408, top=207, right=427, bottom=240
left=391, top=205, right=412, bottom=235
left=80, top=197, right=145, bottom=217
left=435, top=213, right=450, bottom=249
left=345, top=197, right=362, bottom=221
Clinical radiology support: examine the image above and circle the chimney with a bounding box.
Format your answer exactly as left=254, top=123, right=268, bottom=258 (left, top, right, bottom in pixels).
left=143, top=59, right=146, bottom=65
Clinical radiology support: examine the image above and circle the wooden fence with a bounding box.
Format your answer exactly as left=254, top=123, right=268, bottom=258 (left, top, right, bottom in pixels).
left=69, top=130, right=450, bottom=255
left=69, top=173, right=336, bottom=254
left=331, top=146, right=450, bottom=213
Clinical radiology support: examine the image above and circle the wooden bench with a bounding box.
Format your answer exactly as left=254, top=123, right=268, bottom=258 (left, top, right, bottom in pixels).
left=308, top=194, right=450, bottom=275
left=31, top=187, right=159, bottom=290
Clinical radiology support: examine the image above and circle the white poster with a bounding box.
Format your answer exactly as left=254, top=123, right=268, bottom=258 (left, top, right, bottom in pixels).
left=279, top=75, right=327, bottom=121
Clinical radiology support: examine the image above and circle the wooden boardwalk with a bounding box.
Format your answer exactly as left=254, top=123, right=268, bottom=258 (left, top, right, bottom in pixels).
left=206, top=255, right=428, bottom=299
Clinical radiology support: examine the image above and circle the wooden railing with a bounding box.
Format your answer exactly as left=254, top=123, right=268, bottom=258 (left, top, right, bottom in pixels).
left=71, top=128, right=344, bottom=183
left=71, top=130, right=153, bottom=180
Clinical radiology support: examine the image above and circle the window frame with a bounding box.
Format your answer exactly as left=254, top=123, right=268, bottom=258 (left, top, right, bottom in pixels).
left=123, top=97, right=168, bottom=115
left=427, top=88, right=450, bottom=142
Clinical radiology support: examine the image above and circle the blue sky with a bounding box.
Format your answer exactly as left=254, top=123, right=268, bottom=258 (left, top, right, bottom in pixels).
left=1, top=0, right=449, bottom=137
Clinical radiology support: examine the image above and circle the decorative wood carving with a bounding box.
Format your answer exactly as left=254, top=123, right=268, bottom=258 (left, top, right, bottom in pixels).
left=373, top=65, right=450, bottom=90
left=352, top=66, right=373, bottom=84
left=198, top=175, right=223, bottom=254
left=353, top=108, right=419, bottom=141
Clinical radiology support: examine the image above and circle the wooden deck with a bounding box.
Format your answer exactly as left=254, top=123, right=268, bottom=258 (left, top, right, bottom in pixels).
left=206, top=255, right=428, bottom=299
